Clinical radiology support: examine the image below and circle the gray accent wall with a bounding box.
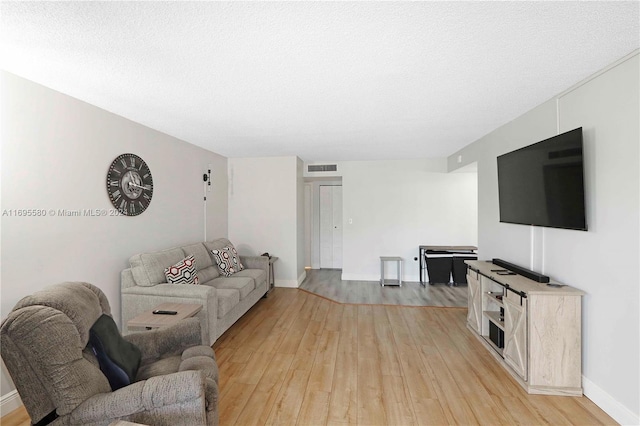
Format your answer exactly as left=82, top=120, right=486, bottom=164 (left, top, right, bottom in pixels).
left=1, top=72, right=228, bottom=397
left=448, top=53, right=639, bottom=424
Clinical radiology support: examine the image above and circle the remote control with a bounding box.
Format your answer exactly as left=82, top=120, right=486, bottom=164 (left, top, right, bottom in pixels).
left=152, top=310, right=177, bottom=315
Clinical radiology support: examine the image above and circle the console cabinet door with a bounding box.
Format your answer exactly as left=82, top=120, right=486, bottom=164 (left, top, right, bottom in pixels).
left=503, top=292, right=528, bottom=381
left=467, top=269, right=481, bottom=333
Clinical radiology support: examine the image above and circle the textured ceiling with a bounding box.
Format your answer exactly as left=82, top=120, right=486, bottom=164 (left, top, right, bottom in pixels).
left=1, top=2, right=639, bottom=161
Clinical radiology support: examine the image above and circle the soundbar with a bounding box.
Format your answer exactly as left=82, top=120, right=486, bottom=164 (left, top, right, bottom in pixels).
left=492, top=258, right=550, bottom=283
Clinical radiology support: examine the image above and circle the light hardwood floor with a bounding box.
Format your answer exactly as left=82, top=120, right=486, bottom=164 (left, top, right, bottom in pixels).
left=299, top=269, right=468, bottom=307
left=2, top=287, right=615, bottom=425
left=212, top=288, right=615, bottom=425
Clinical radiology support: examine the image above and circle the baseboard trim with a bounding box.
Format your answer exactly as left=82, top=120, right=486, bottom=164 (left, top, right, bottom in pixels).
left=341, top=273, right=420, bottom=282
left=274, top=270, right=307, bottom=288
left=583, top=375, right=639, bottom=425
left=297, top=270, right=307, bottom=287
left=1, top=390, right=23, bottom=416
left=274, top=279, right=300, bottom=288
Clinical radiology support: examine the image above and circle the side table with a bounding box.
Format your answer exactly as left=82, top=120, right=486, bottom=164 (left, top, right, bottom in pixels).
left=380, top=256, right=403, bottom=287
left=127, top=303, right=202, bottom=330
left=268, top=256, right=278, bottom=291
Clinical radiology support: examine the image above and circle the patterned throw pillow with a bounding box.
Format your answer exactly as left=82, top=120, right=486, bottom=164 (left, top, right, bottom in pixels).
left=211, top=246, right=245, bottom=277
left=164, top=255, right=199, bottom=285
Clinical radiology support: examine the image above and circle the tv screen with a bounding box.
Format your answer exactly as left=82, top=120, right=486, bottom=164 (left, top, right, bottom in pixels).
left=497, top=127, right=587, bottom=231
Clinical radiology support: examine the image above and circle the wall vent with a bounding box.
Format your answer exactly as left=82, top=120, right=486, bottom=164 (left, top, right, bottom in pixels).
left=308, top=164, right=337, bottom=172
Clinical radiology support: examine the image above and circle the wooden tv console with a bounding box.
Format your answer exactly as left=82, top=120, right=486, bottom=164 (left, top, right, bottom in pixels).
left=465, top=260, right=585, bottom=396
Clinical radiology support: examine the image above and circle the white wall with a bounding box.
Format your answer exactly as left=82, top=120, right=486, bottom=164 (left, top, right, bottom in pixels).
left=448, top=53, right=640, bottom=425
left=0, top=72, right=228, bottom=397
left=461, top=101, right=558, bottom=267
left=228, top=156, right=305, bottom=287
left=321, top=159, right=478, bottom=281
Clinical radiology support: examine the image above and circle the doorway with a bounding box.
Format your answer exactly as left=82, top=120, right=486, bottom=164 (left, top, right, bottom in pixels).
left=319, top=185, right=342, bottom=269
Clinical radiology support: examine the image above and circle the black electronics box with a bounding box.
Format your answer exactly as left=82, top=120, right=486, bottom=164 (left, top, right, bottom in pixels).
left=452, top=254, right=477, bottom=284
left=489, top=322, right=504, bottom=349
left=425, top=251, right=453, bottom=284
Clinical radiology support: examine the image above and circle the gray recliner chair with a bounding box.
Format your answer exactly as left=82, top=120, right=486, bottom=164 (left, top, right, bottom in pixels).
left=0, top=282, right=219, bottom=426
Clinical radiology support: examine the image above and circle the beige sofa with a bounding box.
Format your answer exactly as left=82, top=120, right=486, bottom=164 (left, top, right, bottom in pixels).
left=121, top=238, right=269, bottom=345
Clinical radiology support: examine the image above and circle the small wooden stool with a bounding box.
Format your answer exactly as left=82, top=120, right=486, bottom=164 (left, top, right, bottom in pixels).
left=380, top=256, right=403, bottom=287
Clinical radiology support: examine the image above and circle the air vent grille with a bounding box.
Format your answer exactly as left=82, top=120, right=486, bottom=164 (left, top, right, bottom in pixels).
left=308, top=164, right=337, bottom=172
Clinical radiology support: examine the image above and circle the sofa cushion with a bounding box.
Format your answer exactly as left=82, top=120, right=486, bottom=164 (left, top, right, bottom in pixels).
left=164, top=255, right=199, bottom=285
left=204, top=238, right=234, bottom=253
left=130, top=247, right=185, bottom=287
left=216, top=289, right=240, bottom=318
left=233, top=269, right=267, bottom=288
left=213, top=276, right=254, bottom=300
left=182, top=243, right=214, bottom=269
left=197, top=265, right=221, bottom=284
left=211, top=246, right=245, bottom=277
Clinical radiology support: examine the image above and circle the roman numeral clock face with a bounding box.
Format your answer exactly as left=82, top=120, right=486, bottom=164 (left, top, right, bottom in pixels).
left=106, top=153, right=153, bottom=216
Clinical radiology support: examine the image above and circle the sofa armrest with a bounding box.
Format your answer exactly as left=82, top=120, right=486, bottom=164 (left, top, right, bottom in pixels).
left=240, top=255, right=269, bottom=273
left=69, top=370, right=207, bottom=424
left=124, top=318, right=202, bottom=361
left=121, top=268, right=137, bottom=290
left=121, top=283, right=218, bottom=345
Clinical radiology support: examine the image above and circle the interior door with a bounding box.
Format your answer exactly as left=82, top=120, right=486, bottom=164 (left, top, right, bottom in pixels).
left=320, top=185, right=343, bottom=269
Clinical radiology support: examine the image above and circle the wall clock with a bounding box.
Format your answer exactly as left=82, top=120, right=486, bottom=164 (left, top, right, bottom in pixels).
left=106, top=153, right=153, bottom=216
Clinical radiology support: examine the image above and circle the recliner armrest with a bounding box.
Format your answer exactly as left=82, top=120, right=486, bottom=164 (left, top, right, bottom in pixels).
left=69, top=370, right=206, bottom=424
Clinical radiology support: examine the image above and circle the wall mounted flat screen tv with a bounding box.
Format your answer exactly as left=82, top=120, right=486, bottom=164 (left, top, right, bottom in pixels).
left=497, top=127, right=587, bottom=231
